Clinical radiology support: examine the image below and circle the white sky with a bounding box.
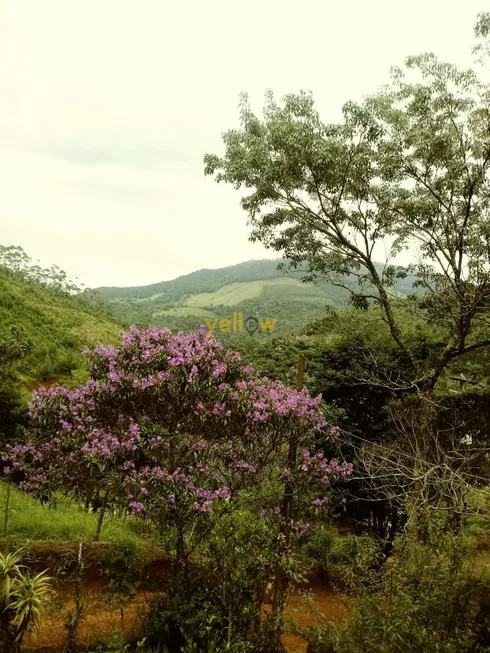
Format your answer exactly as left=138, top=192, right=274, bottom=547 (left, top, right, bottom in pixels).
left=0, top=0, right=487, bottom=288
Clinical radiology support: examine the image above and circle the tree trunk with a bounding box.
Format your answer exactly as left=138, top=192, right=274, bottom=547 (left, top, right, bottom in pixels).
left=175, top=519, right=186, bottom=572
left=94, top=491, right=109, bottom=542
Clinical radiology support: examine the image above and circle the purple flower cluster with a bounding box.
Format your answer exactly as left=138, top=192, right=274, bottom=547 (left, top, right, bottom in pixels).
left=5, top=326, right=350, bottom=521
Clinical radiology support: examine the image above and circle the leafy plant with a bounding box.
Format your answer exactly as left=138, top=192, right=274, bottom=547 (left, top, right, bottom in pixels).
left=143, top=509, right=288, bottom=652
left=100, top=542, right=144, bottom=624
left=0, top=550, right=52, bottom=653
left=304, top=531, right=490, bottom=652
left=304, top=525, right=337, bottom=577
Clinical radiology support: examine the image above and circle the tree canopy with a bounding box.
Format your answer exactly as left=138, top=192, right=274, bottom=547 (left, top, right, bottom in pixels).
left=205, top=13, right=490, bottom=392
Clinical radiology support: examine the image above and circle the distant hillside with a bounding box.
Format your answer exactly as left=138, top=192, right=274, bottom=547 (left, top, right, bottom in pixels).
left=96, top=260, right=302, bottom=302
left=96, top=259, right=419, bottom=338
left=0, top=267, right=121, bottom=380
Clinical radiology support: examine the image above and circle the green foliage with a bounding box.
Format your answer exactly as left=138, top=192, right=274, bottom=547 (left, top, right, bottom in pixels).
left=94, top=629, right=130, bottom=652
left=474, top=11, right=490, bottom=63
left=0, top=326, right=32, bottom=444
left=239, top=305, right=446, bottom=434
left=99, top=542, right=144, bottom=623
left=242, top=305, right=490, bottom=536
left=305, top=306, right=443, bottom=430
left=0, top=247, right=120, bottom=381
left=304, top=525, right=337, bottom=575
left=327, top=533, right=380, bottom=579
left=143, top=509, right=284, bottom=653
left=303, top=526, right=378, bottom=579
left=87, top=630, right=151, bottom=653
left=305, top=532, right=490, bottom=653
left=0, top=549, right=52, bottom=653
left=0, top=245, right=81, bottom=295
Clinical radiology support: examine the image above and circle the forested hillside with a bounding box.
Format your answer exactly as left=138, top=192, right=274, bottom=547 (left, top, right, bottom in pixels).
left=0, top=246, right=120, bottom=380
left=96, top=258, right=419, bottom=335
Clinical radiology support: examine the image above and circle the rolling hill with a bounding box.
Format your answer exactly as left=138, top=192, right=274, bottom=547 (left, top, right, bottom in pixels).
left=96, top=259, right=418, bottom=340
left=0, top=266, right=121, bottom=381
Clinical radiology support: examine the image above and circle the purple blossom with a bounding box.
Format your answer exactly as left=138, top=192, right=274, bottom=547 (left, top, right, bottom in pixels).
left=312, top=497, right=328, bottom=507
left=129, top=501, right=145, bottom=513
left=11, top=325, right=351, bottom=528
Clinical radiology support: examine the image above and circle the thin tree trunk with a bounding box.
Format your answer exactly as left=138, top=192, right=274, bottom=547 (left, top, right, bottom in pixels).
left=94, top=491, right=109, bottom=542
left=365, top=260, right=415, bottom=369
left=66, top=541, right=84, bottom=649
left=175, top=520, right=186, bottom=572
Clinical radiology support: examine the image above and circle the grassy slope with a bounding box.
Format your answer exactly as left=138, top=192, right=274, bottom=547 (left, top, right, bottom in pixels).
left=0, top=269, right=121, bottom=380
left=153, top=306, right=216, bottom=318
left=0, top=483, right=154, bottom=545
left=186, top=278, right=331, bottom=308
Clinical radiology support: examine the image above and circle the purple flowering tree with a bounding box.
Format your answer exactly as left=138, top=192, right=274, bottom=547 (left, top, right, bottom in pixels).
left=4, top=326, right=351, bottom=586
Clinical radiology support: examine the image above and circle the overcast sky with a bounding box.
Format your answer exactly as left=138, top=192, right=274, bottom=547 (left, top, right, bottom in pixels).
left=1, top=0, right=487, bottom=288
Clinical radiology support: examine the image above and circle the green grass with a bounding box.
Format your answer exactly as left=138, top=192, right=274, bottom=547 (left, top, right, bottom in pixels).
left=152, top=306, right=217, bottom=319
left=0, top=483, right=155, bottom=546
left=186, top=278, right=328, bottom=308
left=260, top=279, right=335, bottom=303
left=185, top=280, right=271, bottom=307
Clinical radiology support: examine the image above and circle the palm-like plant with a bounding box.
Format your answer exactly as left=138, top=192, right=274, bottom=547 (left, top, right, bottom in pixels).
left=0, top=550, right=52, bottom=653
left=0, top=552, right=22, bottom=611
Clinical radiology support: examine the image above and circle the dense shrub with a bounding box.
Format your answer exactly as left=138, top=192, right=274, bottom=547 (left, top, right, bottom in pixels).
left=143, top=510, right=284, bottom=653
left=99, top=542, right=144, bottom=624
left=305, top=532, right=490, bottom=653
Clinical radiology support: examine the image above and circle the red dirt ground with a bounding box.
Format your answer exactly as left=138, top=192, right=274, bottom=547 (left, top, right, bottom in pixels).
left=23, top=573, right=347, bottom=653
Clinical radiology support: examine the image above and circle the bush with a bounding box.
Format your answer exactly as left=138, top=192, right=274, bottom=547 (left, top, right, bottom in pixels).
left=143, top=509, right=283, bottom=653
left=328, top=533, right=380, bottom=578
left=305, top=532, right=490, bottom=653
left=99, top=542, right=144, bottom=623
left=304, top=525, right=336, bottom=576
